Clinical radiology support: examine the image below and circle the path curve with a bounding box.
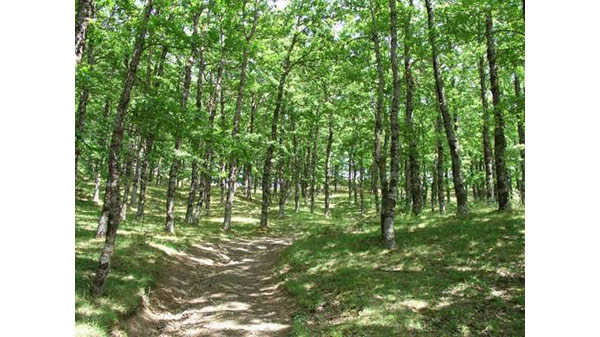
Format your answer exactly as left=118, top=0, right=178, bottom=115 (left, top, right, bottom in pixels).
left=114, top=236, right=295, bottom=337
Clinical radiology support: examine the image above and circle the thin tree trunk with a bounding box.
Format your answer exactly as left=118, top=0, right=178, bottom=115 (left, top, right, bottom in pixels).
left=372, top=163, right=380, bottom=214
left=514, top=72, right=525, bottom=205
left=479, top=56, right=495, bottom=204
left=310, top=121, right=320, bottom=214
left=119, top=139, right=136, bottom=221
left=75, top=30, right=95, bottom=177
left=436, top=112, right=446, bottom=215
left=293, top=112, right=300, bottom=212
left=425, top=0, right=468, bottom=215
left=381, top=0, right=401, bottom=249
left=185, top=160, right=199, bottom=223
left=403, top=0, right=422, bottom=216
left=324, top=109, right=334, bottom=218
left=75, top=0, right=93, bottom=65
left=92, top=0, right=152, bottom=296
left=136, top=134, right=154, bottom=220
left=359, top=155, right=365, bottom=216
left=259, top=29, right=300, bottom=228
left=486, top=10, right=511, bottom=211
left=166, top=10, right=202, bottom=233
left=369, top=0, right=389, bottom=238
left=348, top=150, right=353, bottom=201
left=92, top=161, right=102, bottom=204
left=129, top=137, right=143, bottom=208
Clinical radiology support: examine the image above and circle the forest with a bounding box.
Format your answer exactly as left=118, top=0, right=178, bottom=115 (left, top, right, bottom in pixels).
left=75, top=0, right=525, bottom=335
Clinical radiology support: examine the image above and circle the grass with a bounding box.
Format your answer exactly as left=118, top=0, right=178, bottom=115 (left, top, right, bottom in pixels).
left=76, top=177, right=524, bottom=337
left=278, top=194, right=525, bottom=336
left=75, top=179, right=285, bottom=336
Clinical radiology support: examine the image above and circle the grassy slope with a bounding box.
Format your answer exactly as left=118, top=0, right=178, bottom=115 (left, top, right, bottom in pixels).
left=280, top=193, right=525, bottom=336
left=76, top=179, right=281, bottom=336
left=76, top=178, right=524, bottom=337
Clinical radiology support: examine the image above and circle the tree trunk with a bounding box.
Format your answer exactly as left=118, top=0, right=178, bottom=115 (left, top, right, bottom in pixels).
left=514, top=72, right=525, bottom=205
left=425, top=0, right=468, bottom=215
left=129, top=138, right=143, bottom=208
left=479, top=56, right=495, bottom=204
left=119, top=140, right=135, bottom=221
left=166, top=10, right=202, bottom=232
left=92, top=0, right=152, bottom=296
left=359, top=155, right=365, bottom=216
left=381, top=0, right=401, bottom=249
left=403, top=0, right=422, bottom=216
left=260, top=30, right=300, bottom=228
left=165, top=140, right=181, bottom=234
left=435, top=112, right=446, bottom=215
left=75, top=31, right=95, bottom=177
left=185, top=159, right=199, bottom=223
left=92, top=161, right=102, bottom=204
left=310, top=121, right=320, bottom=214
left=136, top=134, right=154, bottom=220
left=324, top=109, right=333, bottom=218
left=292, top=112, right=300, bottom=212
left=371, top=163, right=380, bottom=214
left=486, top=10, right=511, bottom=211
left=75, top=0, right=93, bottom=65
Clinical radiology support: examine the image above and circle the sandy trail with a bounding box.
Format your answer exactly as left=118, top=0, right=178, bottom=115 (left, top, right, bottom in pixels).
left=114, top=236, right=295, bottom=337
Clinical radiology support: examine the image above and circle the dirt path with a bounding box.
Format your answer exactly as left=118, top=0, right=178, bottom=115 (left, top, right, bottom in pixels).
left=114, top=236, right=296, bottom=337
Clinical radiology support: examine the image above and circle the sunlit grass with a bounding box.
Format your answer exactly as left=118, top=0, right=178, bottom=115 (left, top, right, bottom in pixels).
left=76, top=177, right=524, bottom=336
left=278, top=194, right=525, bottom=336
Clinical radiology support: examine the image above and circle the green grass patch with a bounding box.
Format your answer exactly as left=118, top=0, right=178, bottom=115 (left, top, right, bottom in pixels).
left=278, top=195, right=525, bottom=336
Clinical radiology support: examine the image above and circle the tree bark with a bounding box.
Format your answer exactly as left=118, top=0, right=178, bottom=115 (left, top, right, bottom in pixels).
left=129, top=137, right=143, bottom=208
left=136, top=134, right=154, bottom=220
left=435, top=111, right=446, bottom=215
left=92, top=0, right=152, bottom=296
left=222, top=4, right=258, bottom=230
left=75, top=0, right=93, bottom=65
left=359, top=155, right=365, bottom=216
left=381, top=0, right=401, bottom=249
left=324, top=109, right=334, bottom=218
left=92, top=161, right=102, bottom=204
left=310, top=120, right=320, bottom=214
left=403, top=0, right=422, bottom=216
left=369, top=0, right=389, bottom=239
left=119, top=139, right=136, bottom=221
left=259, top=30, right=300, bottom=228
left=425, top=0, right=468, bottom=215
left=485, top=10, right=511, bottom=210
left=166, top=9, right=202, bottom=233
left=514, top=72, right=525, bottom=205
left=185, top=159, right=199, bottom=223
left=479, top=56, right=495, bottom=204
left=75, top=29, right=95, bottom=177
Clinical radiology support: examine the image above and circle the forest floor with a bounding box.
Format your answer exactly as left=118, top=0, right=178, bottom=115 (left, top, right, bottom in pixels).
left=113, top=236, right=296, bottom=337
left=76, top=179, right=524, bottom=337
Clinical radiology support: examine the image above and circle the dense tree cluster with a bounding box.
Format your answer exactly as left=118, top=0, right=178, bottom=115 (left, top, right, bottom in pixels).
left=75, top=0, right=524, bottom=295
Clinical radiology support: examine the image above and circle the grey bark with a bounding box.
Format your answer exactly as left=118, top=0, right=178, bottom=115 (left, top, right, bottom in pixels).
left=92, top=0, right=152, bottom=296
left=382, top=0, right=400, bottom=249
left=324, top=108, right=334, bottom=218
left=514, top=73, right=525, bottom=205
left=404, top=0, right=422, bottom=216
left=425, top=0, right=468, bottom=215
left=166, top=9, right=202, bottom=233
left=75, top=0, right=93, bottom=64
left=479, top=56, right=495, bottom=204
left=485, top=10, right=511, bottom=211
left=259, top=28, right=300, bottom=228
left=369, top=0, right=388, bottom=236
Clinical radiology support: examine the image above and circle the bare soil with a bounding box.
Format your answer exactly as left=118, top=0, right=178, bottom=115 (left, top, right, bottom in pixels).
left=113, top=236, right=295, bottom=337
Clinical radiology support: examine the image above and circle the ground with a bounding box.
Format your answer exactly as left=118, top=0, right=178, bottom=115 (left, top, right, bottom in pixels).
left=75, top=179, right=524, bottom=336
